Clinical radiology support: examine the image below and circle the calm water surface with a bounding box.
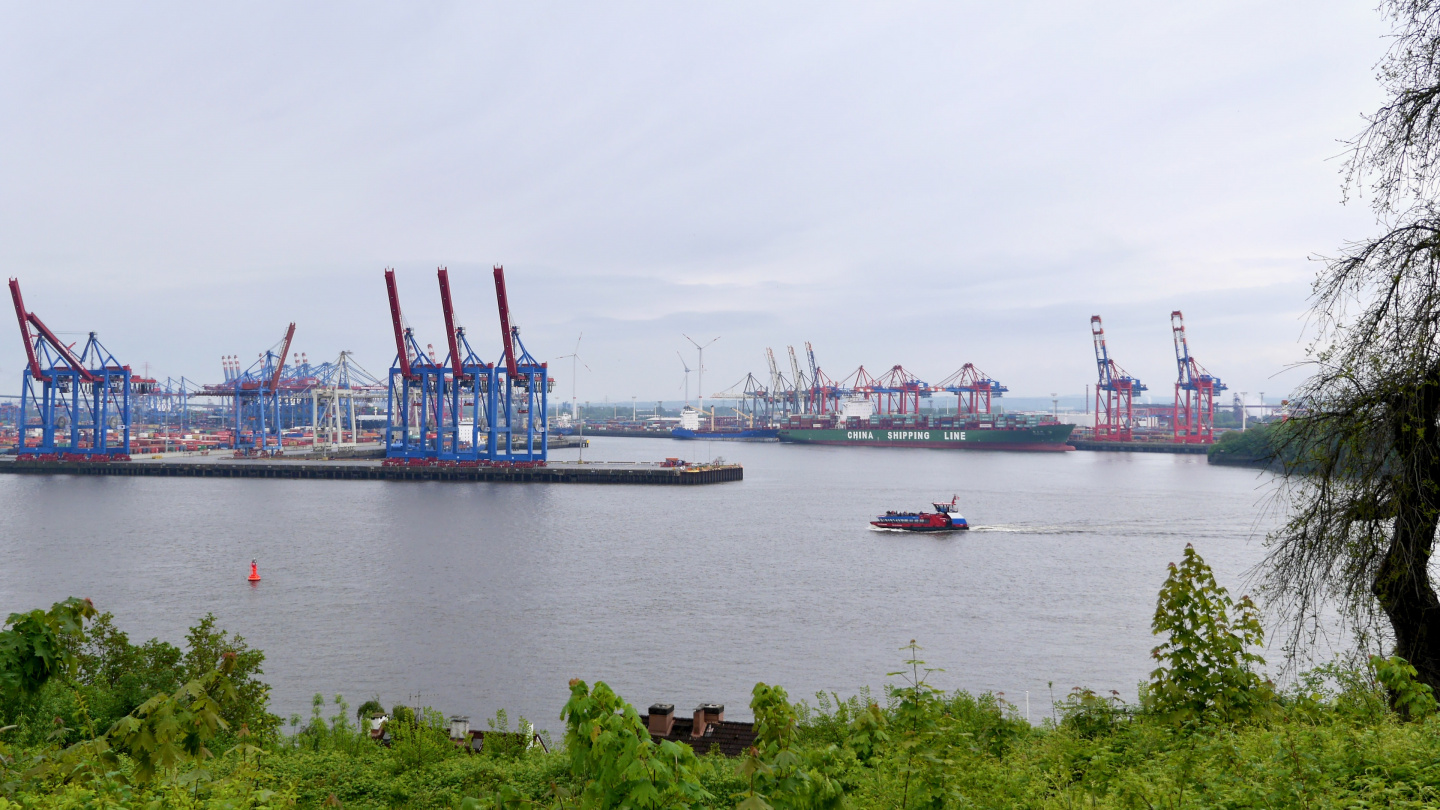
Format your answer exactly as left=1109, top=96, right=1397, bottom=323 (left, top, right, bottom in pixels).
left=0, top=439, right=1278, bottom=728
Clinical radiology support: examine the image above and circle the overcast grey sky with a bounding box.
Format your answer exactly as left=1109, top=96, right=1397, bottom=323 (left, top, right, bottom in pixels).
left=0, top=2, right=1390, bottom=403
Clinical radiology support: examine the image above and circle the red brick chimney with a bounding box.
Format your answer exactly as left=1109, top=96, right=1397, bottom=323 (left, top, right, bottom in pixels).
left=691, top=705, right=707, bottom=739
left=647, top=704, right=674, bottom=736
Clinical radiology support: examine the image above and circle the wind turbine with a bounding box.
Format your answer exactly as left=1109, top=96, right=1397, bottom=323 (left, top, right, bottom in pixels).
left=683, top=333, right=720, bottom=427
left=554, top=333, right=590, bottom=421
left=677, top=351, right=692, bottom=406
left=555, top=334, right=593, bottom=461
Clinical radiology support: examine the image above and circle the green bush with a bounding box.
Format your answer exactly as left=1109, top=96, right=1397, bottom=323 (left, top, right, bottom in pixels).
left=7, top=560, right=1440, bottom=809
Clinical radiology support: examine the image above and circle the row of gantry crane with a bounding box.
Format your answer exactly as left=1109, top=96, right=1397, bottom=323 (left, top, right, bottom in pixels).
left=708, top=346, right=1009, bottom=422
left=1090, top=311, right=1227, bottom=444
left=6, top=268, right=555, bottom=463
left=708, top=311, right=1224, bottom=444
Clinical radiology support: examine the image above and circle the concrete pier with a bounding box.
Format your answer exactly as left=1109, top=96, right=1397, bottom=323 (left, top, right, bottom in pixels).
left=0, top=458, right=742, bottom=485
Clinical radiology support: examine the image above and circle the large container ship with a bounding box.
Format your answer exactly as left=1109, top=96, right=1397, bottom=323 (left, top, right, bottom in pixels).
left=776, top=399, right=1074, bottom=451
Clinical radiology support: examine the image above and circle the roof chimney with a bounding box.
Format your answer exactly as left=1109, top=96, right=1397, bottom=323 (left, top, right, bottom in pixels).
left=449, top=715, right=470, bottom=742
left=700, top=703, right=725, bottom=725
left=691, top=705, right=708, bottom=739
left=647, top=703, right=674, bottom=737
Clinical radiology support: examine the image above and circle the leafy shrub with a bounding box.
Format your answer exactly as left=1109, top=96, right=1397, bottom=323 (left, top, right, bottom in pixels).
left=1148, top=545, right=1274, bottom=723
left=1371, top=654, right=1438, bottom=720
left=388, top=706, right=456, bottom=774
left=182, top=614, right=281, bottom=741
left=0, top=598, right=96, bottom=703
left=1058, top=688, right=1129, bottom=740
left=556, top=678, right=711, bottom=808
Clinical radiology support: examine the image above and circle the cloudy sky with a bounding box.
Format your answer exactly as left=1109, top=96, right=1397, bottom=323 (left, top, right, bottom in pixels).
left=0, top=2, right=1390, bottom=405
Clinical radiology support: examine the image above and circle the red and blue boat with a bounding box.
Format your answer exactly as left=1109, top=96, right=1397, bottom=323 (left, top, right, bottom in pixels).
left=870, top=496, right=969, bottom=532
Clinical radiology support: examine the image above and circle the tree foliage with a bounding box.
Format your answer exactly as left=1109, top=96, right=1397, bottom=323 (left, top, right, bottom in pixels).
left=107, top=650, right=240, bottom=782
left=1267, top=0, right=1440, bottom=692
left=0, top=598, right=95, bottom=702
left=736, top=682, right=845, bottom=810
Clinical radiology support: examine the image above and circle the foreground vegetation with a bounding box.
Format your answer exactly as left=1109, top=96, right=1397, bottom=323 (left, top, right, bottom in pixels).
left=2, top=547, right=1439, bottom=808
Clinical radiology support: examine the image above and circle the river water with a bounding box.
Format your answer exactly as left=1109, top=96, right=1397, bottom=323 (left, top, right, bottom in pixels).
left=0, top=439, right=1280, bottom=728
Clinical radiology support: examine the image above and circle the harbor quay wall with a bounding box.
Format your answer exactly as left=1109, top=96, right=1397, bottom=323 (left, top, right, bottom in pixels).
left=1067, top=439, right=1209, bottom=455
left=0, top=460, right=742, bottom=485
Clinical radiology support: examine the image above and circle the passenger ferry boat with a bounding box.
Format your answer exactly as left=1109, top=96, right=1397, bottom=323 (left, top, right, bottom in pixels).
left=870, top=496, right=969, bottom=532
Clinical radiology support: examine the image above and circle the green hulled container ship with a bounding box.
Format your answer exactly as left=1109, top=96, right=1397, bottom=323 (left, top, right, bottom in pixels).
left=776, top=411, right=1075, bottom=451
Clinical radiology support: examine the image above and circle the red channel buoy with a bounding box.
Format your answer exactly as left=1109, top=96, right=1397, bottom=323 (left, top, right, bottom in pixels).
left=248, top=560, right=261, bottom=582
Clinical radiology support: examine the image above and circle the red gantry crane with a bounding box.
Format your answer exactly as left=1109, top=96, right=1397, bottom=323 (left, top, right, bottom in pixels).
left=932, top=363, right=1008, bottom=416
left=1171, top=310, right=1226, bottom=444
left=874, top=365, right=928, bottom=415
left=1091, top=315, right=1147, bottom=441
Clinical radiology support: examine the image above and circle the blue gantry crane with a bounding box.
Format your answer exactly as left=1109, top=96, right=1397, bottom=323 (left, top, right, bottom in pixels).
left=383, top=268, right=448, bottom=460
left=228, top=323, right=296, bottom=456
left=383, top=265, right=550, bottom=466
left=9, top=277, right=134, bottom=460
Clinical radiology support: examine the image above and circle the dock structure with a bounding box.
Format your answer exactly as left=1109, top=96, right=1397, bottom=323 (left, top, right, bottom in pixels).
left=1067, top=439, right=1207, bottom=454
left=0, top=458, right=742, bottom=485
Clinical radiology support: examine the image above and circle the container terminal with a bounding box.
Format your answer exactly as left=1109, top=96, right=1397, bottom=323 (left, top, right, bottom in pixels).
left=0, top=266, right=1257, bottom=467
left=570, top=313, right=1252, bottom=453
left=1, top=268, right=741, bottom=484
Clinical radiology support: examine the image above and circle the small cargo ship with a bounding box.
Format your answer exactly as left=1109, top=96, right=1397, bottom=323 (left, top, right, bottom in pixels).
left=671, top=406, right=779, bottom=442
left=870, top=496, right=969, bottom=532
left=778, top=398, right=1074, bottom=451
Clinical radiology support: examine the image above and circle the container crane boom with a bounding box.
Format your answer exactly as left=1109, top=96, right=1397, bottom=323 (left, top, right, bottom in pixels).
left=8, top=279, right=97, bottom=382
left=1171, top=310, right=1193, bottom=386
left=384, top=268, right=413, bottom=380
left=8, top=278, right=44, bottom=381
left=437, top=267, right=464, bottom=378
left=766, top=348, right=784, bottom=403
left=1091, top=316, right=1112, bottom=387
left=269, top=323, right=296, bottom=389
left=493, top=265, right=518, bottom=377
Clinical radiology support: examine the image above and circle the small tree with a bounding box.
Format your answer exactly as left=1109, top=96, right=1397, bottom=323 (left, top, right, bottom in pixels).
left=559, top=679, right=710, bottom=809
left=887, top=641, right=958, bottom=810
left=182, top=614, right=279, bottom=740
left=1149, top=545, right=1271, bottom=722
left=107, top=651, right=242, bottom=782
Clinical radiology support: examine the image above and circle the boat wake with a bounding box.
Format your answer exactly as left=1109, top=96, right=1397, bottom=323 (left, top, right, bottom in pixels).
left=969, top=524, right=1085, bottom=535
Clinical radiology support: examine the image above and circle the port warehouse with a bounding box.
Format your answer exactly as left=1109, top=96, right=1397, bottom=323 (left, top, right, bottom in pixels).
left=1, top=266, right=1249, bottom=461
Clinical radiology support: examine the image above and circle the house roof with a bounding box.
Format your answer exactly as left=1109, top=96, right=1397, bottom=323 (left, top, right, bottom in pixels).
left=640, top=714, right=756, bottom=758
